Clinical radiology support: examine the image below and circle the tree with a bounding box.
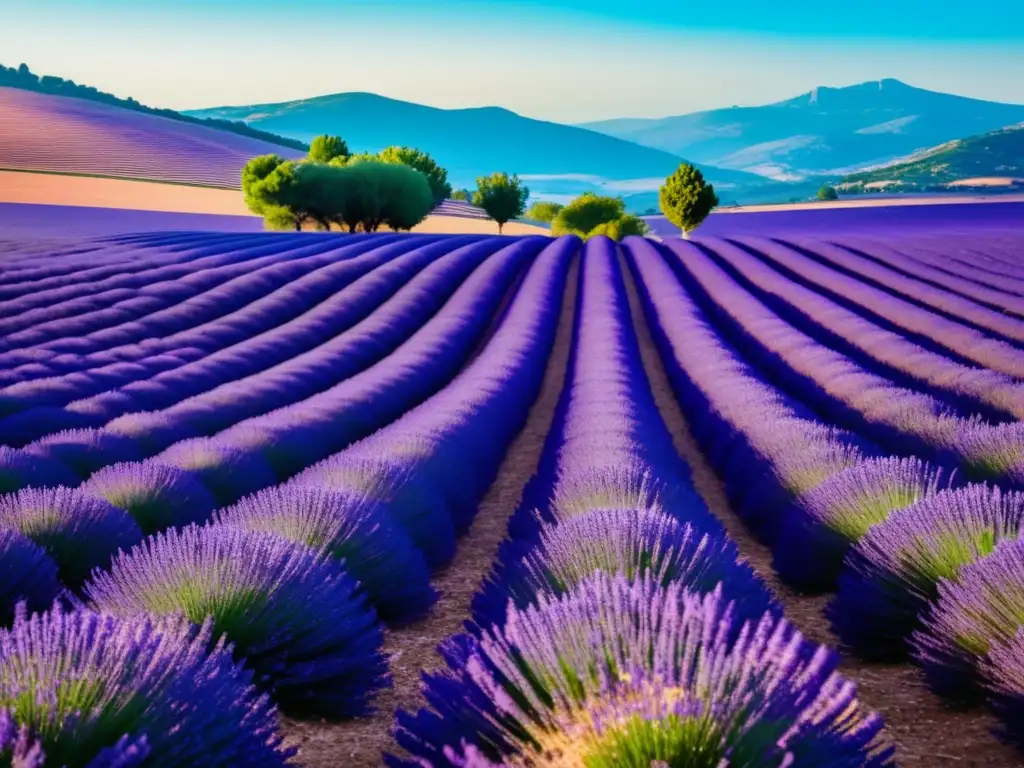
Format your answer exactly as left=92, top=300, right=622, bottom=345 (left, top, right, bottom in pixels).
left=377, top=146, right=452, bottom=205
left=241, top=154, right=287, bottom=215
left=473, top=173, right=529, bottom=234
left=525, top=200, right=564, bottom=224
left=817, top=184, right=839, bottom=201
left=551, top=193, right=626, bottom=238
left=587, top=214, right=648, bottom=241
left=308, top=135, right=349, bottom=165
left=450, top=188, right=472, bottom=202
left=658, top=163, right=719, bottom=238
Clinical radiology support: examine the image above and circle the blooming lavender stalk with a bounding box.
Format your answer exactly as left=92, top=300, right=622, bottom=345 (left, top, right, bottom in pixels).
left=913, top=537, right=1024, bottom=699
left=0, top=447, right=80, bottom=495
left=775, top=457, right=951, bottom=591
left=81, top=462, right=216, bottom=535
left=25, top=429, right=142, bottom=478
left=84, top=524, right=388, bottom=717
left=472, top=507, right=778, bottom=631
left=392, top=573, right=891, bottom=768
left=0, top=487, right=142, bottom=588
left=0, top=530, right=62, bottom=625
left=291, top=455, right=457, bottom=569
left=0, top=604, right=293, bottom=767
left=829, top=484, right=1024, bottom=660
left=153, top=438, right=277, bottom=506
left=215, top=485, right=437, bottom=623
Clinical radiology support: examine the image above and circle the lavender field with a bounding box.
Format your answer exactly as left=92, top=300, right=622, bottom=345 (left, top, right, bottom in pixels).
left=3, top=203, right=1024, bottom=767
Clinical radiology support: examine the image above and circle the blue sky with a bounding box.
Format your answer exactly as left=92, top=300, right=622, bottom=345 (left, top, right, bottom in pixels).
left=3, top=0, right=1023, bottom=122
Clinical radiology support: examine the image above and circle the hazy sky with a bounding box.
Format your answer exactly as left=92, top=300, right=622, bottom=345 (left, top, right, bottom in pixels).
left=4, top=0, right=1024, bottom=122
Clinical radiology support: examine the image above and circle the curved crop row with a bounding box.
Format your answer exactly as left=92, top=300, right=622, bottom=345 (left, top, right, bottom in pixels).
left=702, top=238, right=1024, bottom=423
left=731, top=236, right=1024, bottom=379
left=665, top=238, right=1024, bottom=487
left=0, top=238, right=460, bottom=438
left=390, top=237, right=891, bottom=768
left=870, top=237, right=1024, bottom=299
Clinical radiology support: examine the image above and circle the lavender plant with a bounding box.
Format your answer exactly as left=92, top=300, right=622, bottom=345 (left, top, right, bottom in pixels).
left=984, top=626, right=1024, bottom=753
left=829, top=484, right=1024, bottom=659
left=83, top=524, right=388, bottom=717
left=0, top=448, right=79, bottom=495
left=0, top=604, right=293, bottom=767
left=25, top=430, right=142, bottom=478
left=81, top=462, right=216, bottom=535
left=393, top=573, right=891, bottom=768
left=0, top=487, right=142, bottom=588
left=215, top=485, right=437, bottom=622
left=0, top=530, right=61, bottom=625
left=153, top=438, right=277, bottom=506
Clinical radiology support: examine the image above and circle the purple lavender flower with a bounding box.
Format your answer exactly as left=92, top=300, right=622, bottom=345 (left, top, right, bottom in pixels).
left=393, top=573, right=891, bottom=768
left=775, top=457, right=951, bottom=591
left=81, top=461, right=216, bottom=535
left=0, top=530, right=62, bottom=625
left=215, top=485, right=437, bottom=623
left=983, top=626, right=1024, bottom=754
left=0, top=447, right=80, bottom=495
left=0, top=487, right=142, bottom=588
left=913, top=537, right=1024, bottom=699
left=153, top=438, right=277, bottom=506
left=104, top=411, right=199, bottom=456
left=290, top=455, right=457, bottom=569
left=472, top=507, right=777, bottom=631
left=829, top=484, right=1024, bottom=660
left=0, top=604, right=293, bottom=767
left=84, top=524, right=389, bottom=717
left=25, top=429, right=142, bottom=478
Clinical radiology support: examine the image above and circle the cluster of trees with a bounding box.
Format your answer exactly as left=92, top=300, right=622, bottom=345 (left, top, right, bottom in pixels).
left=549, top=194, right=648, bottom=241
left=0, top=62, right=307, bottom=152
left=242, top=137, right=435, bottom=232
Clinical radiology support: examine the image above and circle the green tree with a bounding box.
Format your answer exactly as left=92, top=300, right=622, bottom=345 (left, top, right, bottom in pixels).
left=817, top=184, right=839, bottom=201
left=246, top=161, right=337, bottom=231
left=325, top=161, right=433, bottom=233
left=241, top=154, right=286, bottom=215
left=587, top=214, right=648, bottom=241
left=658, top=163, right=719, bottom=238
left=450, top=188, right=472, bottom=202
left=525, top=200, right=564, bottom=224
left=377, top=146, right=452, bottom=205
left=551, top=193, right=625, bottom=237
left=473, top=173, right=529, bottom=234
left=308, top=135, right=349, bottom=165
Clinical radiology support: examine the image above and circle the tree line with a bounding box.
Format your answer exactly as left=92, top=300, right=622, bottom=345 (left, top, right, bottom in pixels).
left=244, top=133, right=721, bottom=238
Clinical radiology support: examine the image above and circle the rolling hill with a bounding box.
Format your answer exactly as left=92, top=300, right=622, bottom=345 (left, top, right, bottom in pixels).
left=0, top=86, right=305, bottom=188
left=579, top=79, right=1024, bottom=181
left=182, top=92, right=763, bottom=192
left=840, top=124, right=1024, bottom=189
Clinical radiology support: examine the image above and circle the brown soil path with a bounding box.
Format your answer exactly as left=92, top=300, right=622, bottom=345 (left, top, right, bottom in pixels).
left=617, top=247, right=1023, bottom=768
left=281, top=255, right=579, bottom=767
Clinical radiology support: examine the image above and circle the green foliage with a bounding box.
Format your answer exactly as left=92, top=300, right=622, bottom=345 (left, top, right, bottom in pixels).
left=308, top=135, right=349, bottom=164
left=0, top=62, right=307, bottom=152
left=241, top=154, right=287, bottom=215
left=450, top=188, right=472, bottom=202
left=658, top=163, right=719, bottom=235
left=473, top=172, right=529, bottom=234
left=335, top=160, right=433, bottom=232
left=551, top=193, right=626, bottom=237
left=377, top=146, right=452, bottom=205
left=525, top=200, right=564, bottom=223
left=587, top=214, right=649, bottom=241
left=817, top=184, right=839, bottom=201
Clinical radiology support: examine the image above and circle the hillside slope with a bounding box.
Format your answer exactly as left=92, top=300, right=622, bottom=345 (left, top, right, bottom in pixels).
left=183, top=92, right=762, bottom=190
left=579, top=79, right=1024, bottom=180
left=0, top=87, right=305, bottom=188
left=840, top=125, right=1024, bottom=188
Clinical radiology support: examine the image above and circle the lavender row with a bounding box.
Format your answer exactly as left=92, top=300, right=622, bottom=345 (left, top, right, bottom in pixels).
left=870, top=236, right=1024, bottom=298
left=732, top=236, right=1024, bottom=379
left=669, top=237, right=1024, bottom=487
left=0, top=237, right=457, bottom=435
left=833, top=236, right=1024, bottom=320
left=702, top=238, right=1024, bottom=423
left=389, top=238, right=891, bottom=768
left=780, top=235, right=1024, bottom=347
left=0, top=235, right=417, bottom=396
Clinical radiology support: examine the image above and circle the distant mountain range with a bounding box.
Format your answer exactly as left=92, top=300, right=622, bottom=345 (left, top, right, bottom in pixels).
left=840, top=124, right=1024, bottom=189
left=183, top=93, right=765, bottom=197
left=578, top=79, right=1024, bottom=182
